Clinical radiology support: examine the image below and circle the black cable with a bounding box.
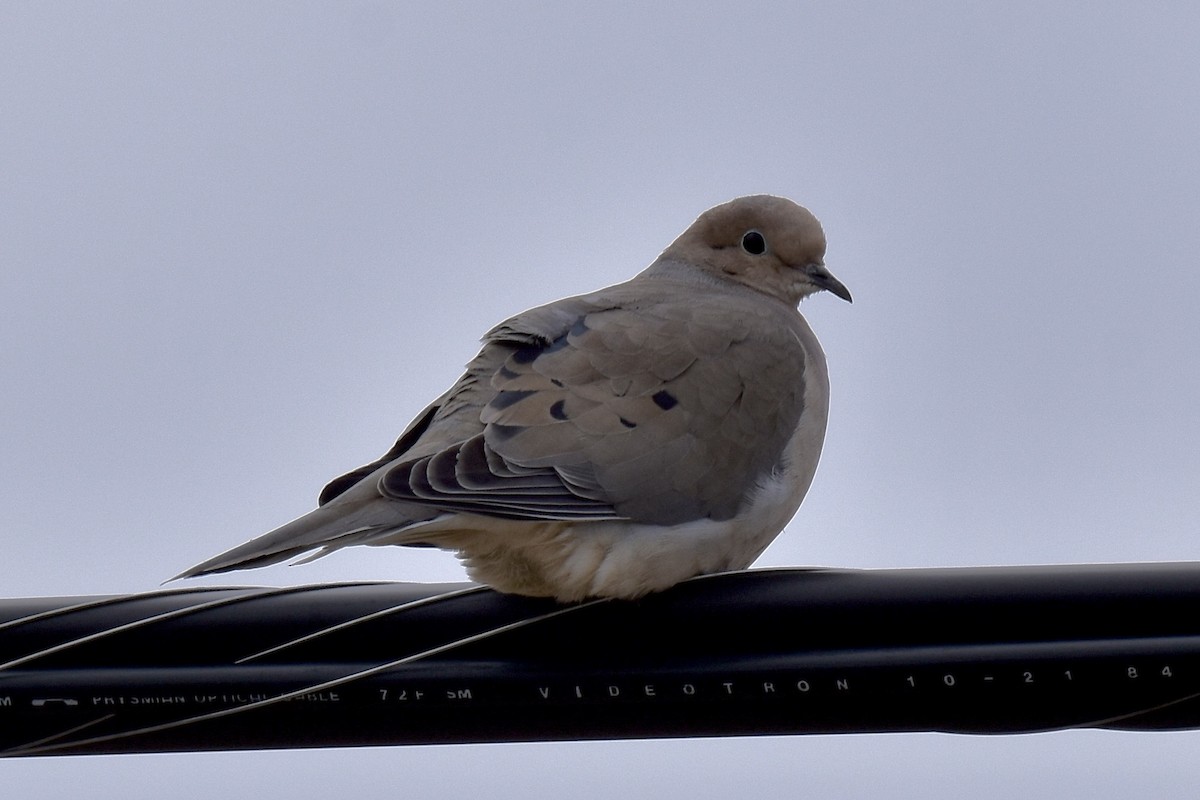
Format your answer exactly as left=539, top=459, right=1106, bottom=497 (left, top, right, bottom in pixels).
left=2, top=563, right=1200, bottom=756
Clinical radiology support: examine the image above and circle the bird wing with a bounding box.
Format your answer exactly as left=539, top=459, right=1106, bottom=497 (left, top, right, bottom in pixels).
left=373, top=281, right=811, bottom=525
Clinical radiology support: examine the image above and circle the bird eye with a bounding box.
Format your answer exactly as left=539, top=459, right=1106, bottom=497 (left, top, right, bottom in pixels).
left=741, top=230, right=766, bottom=255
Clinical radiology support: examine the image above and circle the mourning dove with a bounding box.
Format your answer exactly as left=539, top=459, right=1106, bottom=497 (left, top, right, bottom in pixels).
left=177, top=195, right=851, bottom=601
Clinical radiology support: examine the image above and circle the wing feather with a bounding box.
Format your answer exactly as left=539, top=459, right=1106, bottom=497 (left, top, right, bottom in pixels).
left=371, top=287, right=808, bottom=527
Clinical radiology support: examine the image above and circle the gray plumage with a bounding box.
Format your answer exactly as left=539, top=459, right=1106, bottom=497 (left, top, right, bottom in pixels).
left=177, top=195, right=851, bottom=601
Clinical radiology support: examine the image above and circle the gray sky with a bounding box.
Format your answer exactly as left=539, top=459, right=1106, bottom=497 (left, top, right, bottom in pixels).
left=4, top=1, right=1200, bottom=796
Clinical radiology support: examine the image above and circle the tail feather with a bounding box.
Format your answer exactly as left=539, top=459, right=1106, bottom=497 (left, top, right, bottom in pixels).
left=172, top=501, right=414, bottom=580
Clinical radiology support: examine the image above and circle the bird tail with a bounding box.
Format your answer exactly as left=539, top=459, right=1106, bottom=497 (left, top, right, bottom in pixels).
left=170, top=500, right=416, bottom=581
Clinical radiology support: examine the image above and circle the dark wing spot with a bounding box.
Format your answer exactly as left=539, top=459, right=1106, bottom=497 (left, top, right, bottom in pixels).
left=652, top=390, right=678, bottom=410
left=511, top=346, right=540, bottom=364
left=490, top=390, right=535, bottom=410
left=541, top=335, right=570, bottom=355
left=619, top=417, right=637, bottom=429
left=508, top=318, right=584, bottom=366
left=550, top=399, right=568, bottom=420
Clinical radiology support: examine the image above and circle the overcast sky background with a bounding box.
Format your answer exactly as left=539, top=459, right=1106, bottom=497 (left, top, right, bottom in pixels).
left=4, top=2, right=1200, bottom=796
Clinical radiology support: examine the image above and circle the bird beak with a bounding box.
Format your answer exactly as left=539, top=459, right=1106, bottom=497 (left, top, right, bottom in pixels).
left=805, top=263, right=853, bottom=303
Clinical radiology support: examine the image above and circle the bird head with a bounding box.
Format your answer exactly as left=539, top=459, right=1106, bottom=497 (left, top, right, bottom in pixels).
left=661, top=195, right=852, bottom=307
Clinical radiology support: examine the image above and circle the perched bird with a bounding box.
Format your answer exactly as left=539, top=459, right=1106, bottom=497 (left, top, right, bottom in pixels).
left=178, top=195, right=851, bottom=601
